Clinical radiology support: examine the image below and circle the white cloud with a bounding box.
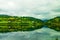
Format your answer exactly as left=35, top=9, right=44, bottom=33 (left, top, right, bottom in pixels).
left=0, top=0, right=60, bottom=20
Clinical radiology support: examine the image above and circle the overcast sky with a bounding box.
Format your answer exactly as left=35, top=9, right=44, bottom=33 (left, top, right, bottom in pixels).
left=0, top=0, right=60, bottom=20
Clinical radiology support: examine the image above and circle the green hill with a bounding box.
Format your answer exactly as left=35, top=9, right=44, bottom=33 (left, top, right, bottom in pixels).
left=0, top=14, right=60, bottom=32
left=45, top=17, right=60, bottom=31
left=0, top=15, right=43, bottom=32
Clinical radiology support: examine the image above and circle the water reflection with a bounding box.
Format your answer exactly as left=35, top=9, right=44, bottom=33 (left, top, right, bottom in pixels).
left=0, top=27, right=60, bottom=40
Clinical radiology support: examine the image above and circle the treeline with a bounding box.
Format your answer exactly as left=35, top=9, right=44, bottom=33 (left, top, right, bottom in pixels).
left=0, top=15, right=60, bottom=32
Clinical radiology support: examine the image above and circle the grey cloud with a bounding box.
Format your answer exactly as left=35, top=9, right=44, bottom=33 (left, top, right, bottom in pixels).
left=0, top=0, right=60, bottom=20
left=52, top=8, right=60, bottom=12
left=31, top=10, right=49, bottom=15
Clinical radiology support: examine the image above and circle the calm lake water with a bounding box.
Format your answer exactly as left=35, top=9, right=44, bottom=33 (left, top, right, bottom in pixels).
left=0, top=27, right=60, bottom=40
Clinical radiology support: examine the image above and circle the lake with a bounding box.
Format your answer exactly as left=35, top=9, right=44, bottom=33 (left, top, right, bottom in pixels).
left=0, top=27, right=60, bottom=40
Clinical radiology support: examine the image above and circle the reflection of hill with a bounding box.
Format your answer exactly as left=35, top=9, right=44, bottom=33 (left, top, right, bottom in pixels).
left=0, top=15, right=43, bottom=32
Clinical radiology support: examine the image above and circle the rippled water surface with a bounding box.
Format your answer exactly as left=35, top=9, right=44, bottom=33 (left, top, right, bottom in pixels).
left=0, top=27, right=60, bottom=40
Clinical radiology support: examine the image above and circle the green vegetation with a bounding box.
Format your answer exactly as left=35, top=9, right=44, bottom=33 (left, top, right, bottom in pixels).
left=0, top=15, right=43, bottom=32
left=0, top=15, right=60, bottom=32
left=45, top=17, right=60, bottom=31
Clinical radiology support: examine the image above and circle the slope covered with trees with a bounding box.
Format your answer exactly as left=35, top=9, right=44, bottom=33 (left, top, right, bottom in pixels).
left=0, top=15, right=43, bottom=32
left=45, top=17, right=60, bottom=31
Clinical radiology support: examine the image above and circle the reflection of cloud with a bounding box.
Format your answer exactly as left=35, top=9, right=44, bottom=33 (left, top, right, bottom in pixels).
left=35, top=27, right=60, bottom=37
left=0, top=27, right=60, bottom=40
left=0, top=0, right=60, bottom=20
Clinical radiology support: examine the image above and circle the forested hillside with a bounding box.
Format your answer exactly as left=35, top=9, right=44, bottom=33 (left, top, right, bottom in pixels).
left=0, top=15, right=43, bottom=32
left=45, top=17, right=60, bottom=31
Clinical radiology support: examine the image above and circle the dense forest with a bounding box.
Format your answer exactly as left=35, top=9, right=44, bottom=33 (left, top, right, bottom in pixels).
left=0, top=15, right=60, bottom=32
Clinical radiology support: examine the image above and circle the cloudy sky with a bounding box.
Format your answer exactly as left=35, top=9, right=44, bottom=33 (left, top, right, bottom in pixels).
left=0, top=0, right=60, bottom=20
